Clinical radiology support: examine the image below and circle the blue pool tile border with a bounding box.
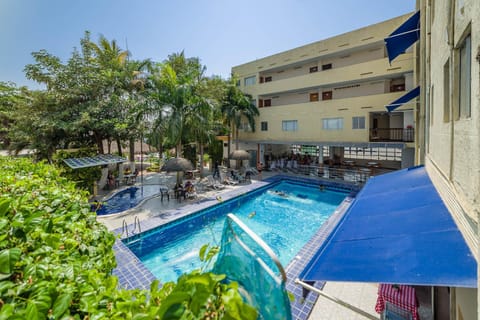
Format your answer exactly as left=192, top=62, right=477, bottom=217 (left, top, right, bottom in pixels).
left=112, top=176, right=359, bottom=319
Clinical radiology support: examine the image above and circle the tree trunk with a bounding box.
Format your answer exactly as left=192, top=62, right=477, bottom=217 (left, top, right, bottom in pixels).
left=176, top=142, right=182, bottom=157
left=158, top=134, right=163, bottom=168
left=95, top=134, right=104, bottom=154
left=199, top=142, right=204, bottom=175
left=116, top=138, right=123, bottom=157
left=235, top=126, right=239, bottom=150
left=227, top=124, right=232, bottom=168
left=129, top=137, right=135, bottom=162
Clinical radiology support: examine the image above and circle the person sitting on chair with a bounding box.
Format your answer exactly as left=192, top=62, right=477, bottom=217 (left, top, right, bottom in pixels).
left=184, top=181, right=196, bottom=198
left=107, top=172, right=115, bottom=189
left=184, top=181, right=193, bottom=192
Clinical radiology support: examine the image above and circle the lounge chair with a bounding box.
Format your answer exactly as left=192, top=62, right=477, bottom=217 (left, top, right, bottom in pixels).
left=206, top=175, right=226, bottom=190
left=185, top=187, right=197, bottom=199
left=220, top=171, right=239, bottom=185
left=243, top=166, right=258, bottom=175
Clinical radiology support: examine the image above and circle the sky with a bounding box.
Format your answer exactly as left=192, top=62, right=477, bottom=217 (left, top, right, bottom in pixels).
left=0, top=0, right=415, bottom=89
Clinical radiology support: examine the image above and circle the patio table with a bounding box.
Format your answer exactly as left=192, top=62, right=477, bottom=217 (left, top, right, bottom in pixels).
left=124, top=174, right=135, bottom=185
left=375, top=284, right=419, bottom=320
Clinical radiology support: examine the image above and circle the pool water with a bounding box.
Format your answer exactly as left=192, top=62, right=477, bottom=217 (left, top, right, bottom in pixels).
left=127, top=181, right=347, bottom=283
left=96, top=185, right=161, bottom=215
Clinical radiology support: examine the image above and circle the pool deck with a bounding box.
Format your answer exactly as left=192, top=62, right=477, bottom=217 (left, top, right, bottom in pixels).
left=97, top=170, right=381, bottom=320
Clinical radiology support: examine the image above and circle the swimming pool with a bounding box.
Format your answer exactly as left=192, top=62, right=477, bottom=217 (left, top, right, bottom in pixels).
left=126, top=180, right=348, bottom=283
left=96, top=185, right=161, bottom=216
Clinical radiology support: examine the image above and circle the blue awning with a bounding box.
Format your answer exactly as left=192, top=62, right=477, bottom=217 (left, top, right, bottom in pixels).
left=299, top=166, right=477, bottom=288
left=385, top=11, right=420, bottom=63
left=385, top=86, right=420, bottom=112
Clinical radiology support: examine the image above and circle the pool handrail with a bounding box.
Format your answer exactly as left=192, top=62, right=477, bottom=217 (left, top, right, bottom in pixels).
left=132, top=216, right=141, bottom=234
left=121, top=219, right=129, bottom=238
left=226, top=213, right=287, bottom=283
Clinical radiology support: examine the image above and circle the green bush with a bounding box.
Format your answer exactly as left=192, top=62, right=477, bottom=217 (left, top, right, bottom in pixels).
left=0, top=157, right=257, bottom=319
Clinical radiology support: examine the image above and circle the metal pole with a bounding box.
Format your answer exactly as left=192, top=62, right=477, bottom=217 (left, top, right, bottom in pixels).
left=141, top=131, right=143, bottom=184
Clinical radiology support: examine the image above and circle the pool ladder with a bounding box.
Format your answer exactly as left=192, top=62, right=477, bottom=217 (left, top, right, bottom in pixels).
left=121, top=216, right=142, bottom=243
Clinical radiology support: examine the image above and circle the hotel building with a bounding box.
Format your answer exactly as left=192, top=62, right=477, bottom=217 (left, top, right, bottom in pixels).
left=232, top=14, right=416, bottom=170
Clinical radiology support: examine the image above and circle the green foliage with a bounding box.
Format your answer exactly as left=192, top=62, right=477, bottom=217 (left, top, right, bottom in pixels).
left=54, top=148, right=102, bottom=193
left=221, top=76, right=259, bottom=149
left=0, top=82, right=29, bottom=150
left=208, top=140, right=224, bottom=164
left=0, top=158, right=257, bottom=319
left=146, top=162, right=160, bottom=172
left=8, top=32, right=151, bottom=160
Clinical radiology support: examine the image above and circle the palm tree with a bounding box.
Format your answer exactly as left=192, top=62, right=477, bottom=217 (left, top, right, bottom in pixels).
left=221, top=78, right=259, bottom=164
left=185, top=92, right=215, bottom=175
left=153, top=53, right=209, bottom=158
left=90, top=34, right=151, bottom=159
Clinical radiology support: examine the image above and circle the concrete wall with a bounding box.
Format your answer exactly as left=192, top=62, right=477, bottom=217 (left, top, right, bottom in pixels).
left=418, top=0, right=479, bottom=317
left=420, top=0, right=480, bottom=242
left=456, top=288, right=477, bottom=320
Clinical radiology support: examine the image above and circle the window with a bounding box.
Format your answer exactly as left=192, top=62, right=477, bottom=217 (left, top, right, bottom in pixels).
left=309, top=66, right=318, bottom=73
left=310, top=93, right=319, bottom=102
left=235, top=80, right=240, bottom=87
left=458, top=34, right=471, bottom=119
left=322, top=117, right=343, bottom=130
left=258, top=99, right=263, bottom=108
left=244, top=76, right=256, bottom=86
left=322, top=91, right=333, bottom=100
left=343, top=146, right=402, bottom=161
left=352, top=116, right=365, bottom=129
left=239, top=121, right=252, bottom=132
left=322, top=63, right=332, bottom=70
left=261, top=121, right=268, bottom=131
left=265, top=76, right=272, bottom=82
left=390, top=84, right=405, bottom=92
left=251, top=99, right=257, bottom=108
left=264, top=99, right=271, bottom=107
left=443, top=59, right=450, bottom=122
left=282, top=120, right=298, bottom=131
left=390, top=78, right=405, bottom=92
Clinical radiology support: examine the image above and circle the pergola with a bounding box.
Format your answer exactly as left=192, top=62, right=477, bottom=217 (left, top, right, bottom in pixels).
left=63, top=154, right=127, bottom=169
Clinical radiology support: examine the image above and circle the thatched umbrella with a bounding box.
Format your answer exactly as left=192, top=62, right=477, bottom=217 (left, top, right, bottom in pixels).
left=230, top=149, right=250, bottom=160
left=230, top=150, right=250, bottom=168
left=161, top=157, right=194, bottom=184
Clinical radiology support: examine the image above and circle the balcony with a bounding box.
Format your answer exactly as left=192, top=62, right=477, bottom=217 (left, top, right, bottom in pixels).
left=369, top=128, right=414, bottom=142
left=254, top=54, right=413, bottom=96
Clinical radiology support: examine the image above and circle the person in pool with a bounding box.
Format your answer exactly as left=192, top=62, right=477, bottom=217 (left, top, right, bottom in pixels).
left=272, top=190, right=288, bottom=197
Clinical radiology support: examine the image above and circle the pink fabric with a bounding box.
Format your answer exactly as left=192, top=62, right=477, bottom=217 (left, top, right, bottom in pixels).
left=375, top=284, right=419, bottom=320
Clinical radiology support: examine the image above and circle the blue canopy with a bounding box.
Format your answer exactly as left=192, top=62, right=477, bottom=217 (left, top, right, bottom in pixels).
left=385, top=11, right=420, bottom=63
left=299, top=166, right=477, bottom=288
left=385, top=86, right=420, bottom=112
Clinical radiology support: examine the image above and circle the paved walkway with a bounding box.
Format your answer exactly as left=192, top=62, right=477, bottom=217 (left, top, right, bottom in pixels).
left=308, top=282, right=379, bottom=320
left=97, top=170, right=269, bottom=231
